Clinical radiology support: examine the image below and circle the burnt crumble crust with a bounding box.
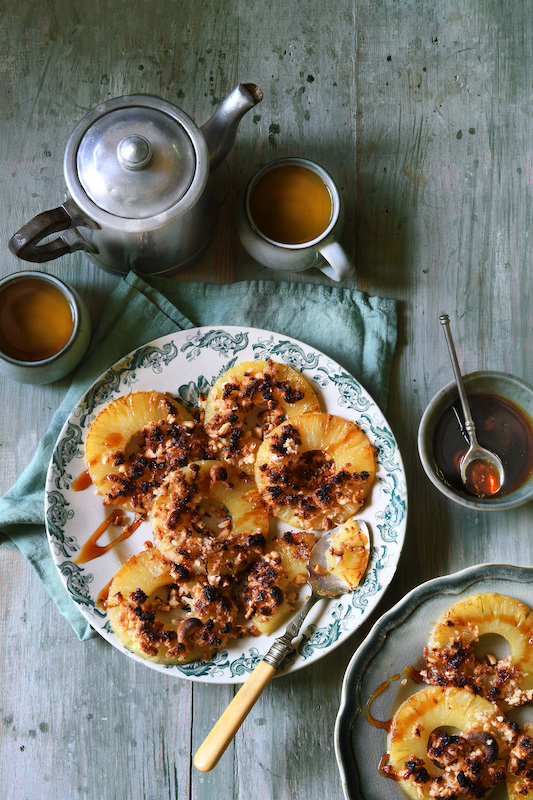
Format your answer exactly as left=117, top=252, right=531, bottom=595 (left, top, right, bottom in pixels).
left=421, top=635, right=533, bottom=708
left=102, top=408, right=210, bottom=513
left=508, top=731, right=533, bottom=796
left=204, top=360, right=307, bottom=470
left=258, top=422, right=370, bottom=529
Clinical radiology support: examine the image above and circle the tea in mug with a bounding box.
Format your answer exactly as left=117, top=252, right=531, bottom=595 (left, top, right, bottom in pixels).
left=249, top=163, right=333, bottom=245
left=0, top=276, right=74, bottom=362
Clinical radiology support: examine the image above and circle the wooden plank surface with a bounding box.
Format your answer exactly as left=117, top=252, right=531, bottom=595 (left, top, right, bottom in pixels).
left=1, top=0, right=533, bottom=798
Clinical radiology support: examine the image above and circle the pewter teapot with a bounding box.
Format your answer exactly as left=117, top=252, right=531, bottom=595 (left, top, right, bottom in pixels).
left=9, top=83, right=262, bottom=276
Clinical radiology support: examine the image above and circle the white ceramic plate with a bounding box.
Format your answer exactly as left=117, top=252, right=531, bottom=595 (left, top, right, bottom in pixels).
left=45, top=326, right=407, bottom=683
left=335, top=563, right=533, bottom=800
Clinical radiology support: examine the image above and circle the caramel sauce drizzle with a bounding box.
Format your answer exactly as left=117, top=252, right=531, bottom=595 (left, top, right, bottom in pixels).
left=102, top=433, right=124, bottom=448
left=72, top=470, right=92, bottom=492
left=366, top=665, right=422, bottom=732
left=367, top=666, right=423, bottom=782
left=366, top=674, right=399, bottom=732
left=74, top=510, right=141, bottom=564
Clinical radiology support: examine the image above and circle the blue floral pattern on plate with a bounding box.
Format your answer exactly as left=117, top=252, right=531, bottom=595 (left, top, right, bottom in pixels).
left=45, top=327, right=407, bottom=684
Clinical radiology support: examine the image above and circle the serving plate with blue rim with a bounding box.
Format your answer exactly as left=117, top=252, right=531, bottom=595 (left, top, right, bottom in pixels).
left=45, top=326, right=407, bottom=683
left=334, top=563, right=533, bottom=800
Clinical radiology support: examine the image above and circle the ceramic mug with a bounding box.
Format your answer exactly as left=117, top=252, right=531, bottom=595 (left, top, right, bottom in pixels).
left=237, top=157, right=355, bottom=282
left=0, top=270, right=91, bottom=384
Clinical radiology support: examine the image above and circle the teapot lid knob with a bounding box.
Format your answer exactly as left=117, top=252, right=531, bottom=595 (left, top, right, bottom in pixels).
left=117, top=135, right=152, bottom=170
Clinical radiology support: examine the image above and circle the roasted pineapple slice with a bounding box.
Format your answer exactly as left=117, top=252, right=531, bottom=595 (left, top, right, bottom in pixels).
left=243, top=531, right=316, bottom=636
left=85, top=391, right=194, bottom=513
left=254, top=412, right=376, bottom=530
left=106, top=547, right=243, bottom=664
left=106, top=547, right=203, bottom=664
left=151, top=460, right=269, bottom=573
left=276, top=530, right=317, bottom=582
left=424, top=593, right=533, bottom=706
left=324, top=517, right=370, bottom=590
left=507, top=723, right=533, bottom=799
left=388, top=686, right=517, bottom=800
left=204, top=359, right=321, bottom=475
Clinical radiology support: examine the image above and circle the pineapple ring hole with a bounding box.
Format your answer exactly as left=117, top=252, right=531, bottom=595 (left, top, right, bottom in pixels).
left=122, top=430, right=150, bottom=460
left=144, top=586, right=187, bottom=627
left=426, top=724, right=501, bottom=772
left=197, top=499, right=232, bottom=534
left=426, top=724, right=462, bottom=763
left=281, top=449, right=334, bottom=489
left=473, top=633, right=511, bottom=662
left=242, top=402, right=275, bottom=432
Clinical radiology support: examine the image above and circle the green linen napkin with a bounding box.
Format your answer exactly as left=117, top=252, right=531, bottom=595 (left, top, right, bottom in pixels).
left=0, top=272, right=397, bottom=640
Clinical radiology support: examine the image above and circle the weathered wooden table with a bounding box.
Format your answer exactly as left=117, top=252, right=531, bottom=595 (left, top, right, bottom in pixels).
left=1, top=1, right=532, bottom=798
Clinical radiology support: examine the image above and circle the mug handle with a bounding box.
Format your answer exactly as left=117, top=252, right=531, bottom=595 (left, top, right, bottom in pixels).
left=9, top=202, right=97, bottom=263
left=317, top=239, right=355, bottom=282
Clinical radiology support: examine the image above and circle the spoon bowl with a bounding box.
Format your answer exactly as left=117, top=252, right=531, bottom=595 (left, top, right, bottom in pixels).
left=460, top=445, right=504, bottom=497
left=439, top=314, right=505, bottom=496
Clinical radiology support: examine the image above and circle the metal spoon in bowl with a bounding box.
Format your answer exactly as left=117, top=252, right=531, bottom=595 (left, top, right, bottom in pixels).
left=439, top=314, right=504, bottom=496
left=193, top=521, right=369, bottom=772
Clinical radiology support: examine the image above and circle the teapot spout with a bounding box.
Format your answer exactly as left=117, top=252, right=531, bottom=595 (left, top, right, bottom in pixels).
left=201, top=83, right=263, bottom=171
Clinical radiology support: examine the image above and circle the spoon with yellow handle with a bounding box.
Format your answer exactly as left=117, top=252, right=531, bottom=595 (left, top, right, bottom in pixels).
left=193, top=518, right=370, bottom=772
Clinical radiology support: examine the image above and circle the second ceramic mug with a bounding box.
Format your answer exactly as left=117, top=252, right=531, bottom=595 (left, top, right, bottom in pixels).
left=237, top=157, right=355, bottom=282
left=0, top=271, right=91, bottom=384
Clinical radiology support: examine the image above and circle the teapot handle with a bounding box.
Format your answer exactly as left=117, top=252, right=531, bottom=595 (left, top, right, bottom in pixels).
left=9, top=205, right=90, bottom=263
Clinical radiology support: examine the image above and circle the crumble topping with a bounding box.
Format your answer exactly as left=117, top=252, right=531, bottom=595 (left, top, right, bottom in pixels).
left=87, top=361, right=374, bottom=664
left=102, top=413, right=210, bottom=513
left=204, top=359, right=307, bottom=470
left=258, top=427, right=370, bottom=529
left=508, top=731, right=533, bottom=796
left=422, top=635, right=533, bottom=709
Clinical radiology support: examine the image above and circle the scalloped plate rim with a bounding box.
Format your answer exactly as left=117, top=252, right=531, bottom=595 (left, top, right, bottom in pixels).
left=334, top=562, right=533, bottom=800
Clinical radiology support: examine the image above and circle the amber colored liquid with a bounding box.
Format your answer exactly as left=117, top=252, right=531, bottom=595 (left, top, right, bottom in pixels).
left=72, top=470, right=92, bottom=492
left=366, top=665, right=422, bottom=732
left=74, top=510, right=141, bottom=565
left=0, top=277, right=74, bottom=362
left=433, top=393, right=533, bottom=497
left=249, top=164, right=333, bottom=244
left=97, top=579, right=113, bottom=610
left=464, top=458, right=501, bottom=496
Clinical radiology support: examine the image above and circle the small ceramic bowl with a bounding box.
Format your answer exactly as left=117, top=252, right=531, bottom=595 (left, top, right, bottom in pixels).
left=0, top=270, right=91, bottom=384
left=418, top=371, right=533, bottom=510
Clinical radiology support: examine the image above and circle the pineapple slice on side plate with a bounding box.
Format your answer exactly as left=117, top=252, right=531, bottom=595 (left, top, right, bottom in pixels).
left=203, top=359, right=321, bottom=476
left=254, top=412, right=376, bottom=530
left=388, top=685, right=517, bottom=800
left=507, top=722, right=533, bottom=799
left=244, top=530, right=317, bottom=636
left=424, top=592, right=533, bottom=707
left=85, top=391, right=195, bottom=513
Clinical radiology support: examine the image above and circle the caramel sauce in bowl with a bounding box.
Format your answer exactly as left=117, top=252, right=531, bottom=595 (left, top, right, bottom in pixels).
left=418, top=371, right=533, bottom=510
left=0, top=271, right=91, bottom=384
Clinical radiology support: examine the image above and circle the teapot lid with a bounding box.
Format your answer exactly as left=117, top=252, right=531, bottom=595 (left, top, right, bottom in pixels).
left=70, top=97, right=200, bottom=219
